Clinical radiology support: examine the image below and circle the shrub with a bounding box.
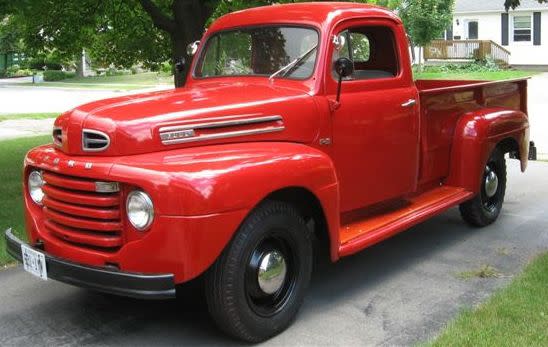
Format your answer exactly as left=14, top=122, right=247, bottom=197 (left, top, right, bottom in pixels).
left=105, top=67, right=130, bottom=76
left=27, top=59, right=63, bottom=71
left=43, top=70, right=75, bottom=81
left=160, top=61, right=173, bottom=75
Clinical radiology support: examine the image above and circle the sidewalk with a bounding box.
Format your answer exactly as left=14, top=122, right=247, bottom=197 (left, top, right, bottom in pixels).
left=0, top=119, right=55, bottom=141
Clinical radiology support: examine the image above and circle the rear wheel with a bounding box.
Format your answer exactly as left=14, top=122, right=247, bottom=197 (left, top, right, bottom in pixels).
left=459, top=148, right=507, bottom=227
left=205, top=201, right=313, bottom=343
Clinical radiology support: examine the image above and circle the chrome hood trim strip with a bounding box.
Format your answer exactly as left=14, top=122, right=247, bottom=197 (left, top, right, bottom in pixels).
left=159, top=115, right=284, bottom=145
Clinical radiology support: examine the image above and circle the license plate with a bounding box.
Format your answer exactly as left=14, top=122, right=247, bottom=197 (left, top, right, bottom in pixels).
left=21, top=245, right=48, bottom=280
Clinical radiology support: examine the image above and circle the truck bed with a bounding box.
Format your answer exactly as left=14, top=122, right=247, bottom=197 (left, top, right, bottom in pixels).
left=415, top=78, right=528, bottom=187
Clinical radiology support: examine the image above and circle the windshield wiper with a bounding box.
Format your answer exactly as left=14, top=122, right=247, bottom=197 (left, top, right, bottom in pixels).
left=269, top=44, right=318, bottom=80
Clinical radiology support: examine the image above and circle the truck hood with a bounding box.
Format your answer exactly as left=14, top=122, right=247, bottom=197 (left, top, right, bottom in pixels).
left=53, top=81, right=320, bottom=156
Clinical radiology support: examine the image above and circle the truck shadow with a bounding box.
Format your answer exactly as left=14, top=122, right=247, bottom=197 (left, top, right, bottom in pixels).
left=23, top=208, right=481, bottom=346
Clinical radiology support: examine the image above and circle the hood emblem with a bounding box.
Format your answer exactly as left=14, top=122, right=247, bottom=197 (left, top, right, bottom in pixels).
left=159, top=115, right=284, bottom=145
left=160, top=129, right=196, bottom=142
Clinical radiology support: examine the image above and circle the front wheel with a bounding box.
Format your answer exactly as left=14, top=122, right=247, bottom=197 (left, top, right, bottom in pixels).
left=205, top=201, right=313, bottom=343
left=459, top=148, right=507, bottom=227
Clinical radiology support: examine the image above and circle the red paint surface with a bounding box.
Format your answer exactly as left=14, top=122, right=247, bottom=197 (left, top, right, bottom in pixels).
left=22, top=3, right=529, bottom=283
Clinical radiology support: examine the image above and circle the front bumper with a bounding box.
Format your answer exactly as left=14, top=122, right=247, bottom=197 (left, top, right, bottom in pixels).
left=5, top=228, right=176, bottom=300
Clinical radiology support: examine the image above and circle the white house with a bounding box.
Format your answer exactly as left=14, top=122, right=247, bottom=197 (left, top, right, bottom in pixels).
left=450, top=0, right=548, bottom=67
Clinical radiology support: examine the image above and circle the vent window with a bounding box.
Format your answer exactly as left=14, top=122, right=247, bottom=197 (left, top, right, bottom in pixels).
left=82, top=129, right=110, bottom=152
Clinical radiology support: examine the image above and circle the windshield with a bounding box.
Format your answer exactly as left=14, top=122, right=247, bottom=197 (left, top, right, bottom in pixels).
left=195, top=26, right=319, bottom=80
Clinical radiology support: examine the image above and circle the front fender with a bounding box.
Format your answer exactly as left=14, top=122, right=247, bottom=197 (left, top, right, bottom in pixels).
left=109, top=142, right=340, bottom=277
left=110, top=142, right=338, bottom=217
left=445, top=107, right=529, bottom=193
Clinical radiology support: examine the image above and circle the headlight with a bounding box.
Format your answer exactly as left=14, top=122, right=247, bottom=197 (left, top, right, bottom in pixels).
left=28, top=170, right=45, bottom=205
left=126, top=190, right=154, bottom=230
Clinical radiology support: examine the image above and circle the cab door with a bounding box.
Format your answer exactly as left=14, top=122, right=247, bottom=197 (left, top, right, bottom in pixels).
left=327, top=19, right=420, bottom=212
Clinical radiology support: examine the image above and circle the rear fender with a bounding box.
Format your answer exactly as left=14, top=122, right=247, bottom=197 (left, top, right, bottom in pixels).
left=445, top=108, right=529, bottom=193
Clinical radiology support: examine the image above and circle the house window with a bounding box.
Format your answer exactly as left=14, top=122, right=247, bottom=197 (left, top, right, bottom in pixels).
left=513, top=15, right=532, bottom=42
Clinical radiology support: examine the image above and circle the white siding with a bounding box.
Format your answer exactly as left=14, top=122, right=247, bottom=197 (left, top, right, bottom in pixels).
left=453, top=11, right=548, bottom=66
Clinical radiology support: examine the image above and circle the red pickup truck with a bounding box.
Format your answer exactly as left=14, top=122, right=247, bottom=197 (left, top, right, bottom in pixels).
left=5, top=2, right=531, bottom=342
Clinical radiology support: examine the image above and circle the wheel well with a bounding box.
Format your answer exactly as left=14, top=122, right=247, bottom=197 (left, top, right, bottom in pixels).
left=497, top=137, right=520, bottom=158
left=264, top=187, right=330, bottom=249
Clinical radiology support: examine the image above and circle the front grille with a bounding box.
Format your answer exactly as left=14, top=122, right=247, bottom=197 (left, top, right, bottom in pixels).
left=41, top=171, right=123, bottom=252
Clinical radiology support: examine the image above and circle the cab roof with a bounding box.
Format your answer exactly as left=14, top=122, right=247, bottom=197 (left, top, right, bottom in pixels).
left=208, top=2, right=401, bottom=32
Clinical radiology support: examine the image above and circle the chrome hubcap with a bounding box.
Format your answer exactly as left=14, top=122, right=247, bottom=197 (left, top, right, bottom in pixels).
left=484, top=168, right=499, bottom=198
left=257, top=250, right=287, bottom=295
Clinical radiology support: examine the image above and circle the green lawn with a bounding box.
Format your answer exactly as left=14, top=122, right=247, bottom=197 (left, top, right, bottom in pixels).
left=429, top=252, right=548, bottom=347
left=0, top=136, right=51, bottom=267
left=14, top=72, right=174, bottom=91
left=414, top=70, right=539, bottom=81
left=0, top=113, right=59, bottom=122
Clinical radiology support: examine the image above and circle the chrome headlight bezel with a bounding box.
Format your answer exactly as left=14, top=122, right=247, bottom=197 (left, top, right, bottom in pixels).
left=28, top=170, right=45, bottom=205
left=126, top=190, right=154, bottom=231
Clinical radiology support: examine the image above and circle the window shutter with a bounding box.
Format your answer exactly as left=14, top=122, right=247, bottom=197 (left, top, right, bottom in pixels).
left=502, top=13, right=509, bottom=46
left=447, top=26, right=454, bottom=40
left=533, top=12, right=541, bottom=46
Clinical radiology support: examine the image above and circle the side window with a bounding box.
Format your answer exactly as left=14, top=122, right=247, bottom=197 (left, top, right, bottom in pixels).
left=332, top=26, right=399, bottom=80
left=349, top=32, right=370, bottom=62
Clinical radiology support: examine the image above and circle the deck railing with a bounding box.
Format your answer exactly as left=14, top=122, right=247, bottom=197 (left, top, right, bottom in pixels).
left=424, top=40, right=511, bottom=65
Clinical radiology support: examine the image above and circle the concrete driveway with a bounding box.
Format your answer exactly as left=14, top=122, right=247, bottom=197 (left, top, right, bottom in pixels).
left=528, top=72, right=548, bottom=159
left=0, top=159, right=546, bottom=346
left=0, top=85, right=124, bottom=115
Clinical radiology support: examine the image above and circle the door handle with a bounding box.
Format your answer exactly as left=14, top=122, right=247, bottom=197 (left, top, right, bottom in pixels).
left=401, top=99, right=417, bottom=108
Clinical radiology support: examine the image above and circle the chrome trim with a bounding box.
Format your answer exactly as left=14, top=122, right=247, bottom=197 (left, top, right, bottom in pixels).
left=52, top=127, right=62, bottom=147
left=161, top=126, right=285, bottom=145
left=82, top=129, right=110, bottom=152
left=95, top=181, right=120, bottom=193
left=258, top=250, right=287, bottom=295
left=401, top=99, right=417, bottom=108
left=159, top=115, right=285, bottom=145
left=159, top=115, right=283, bottom=133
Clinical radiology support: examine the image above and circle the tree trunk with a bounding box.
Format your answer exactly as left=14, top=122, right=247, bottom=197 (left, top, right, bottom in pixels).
left=171, top=0, right=213, bottom=87
left=139, top=0, right=214, bottom=88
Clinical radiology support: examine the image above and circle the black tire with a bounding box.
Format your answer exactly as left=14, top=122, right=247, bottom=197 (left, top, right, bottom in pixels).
left=459, top=148, right=507, bottom=227
left=205, top=201, right=313, bottom=343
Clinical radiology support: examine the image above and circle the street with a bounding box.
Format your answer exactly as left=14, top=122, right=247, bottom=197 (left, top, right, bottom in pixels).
left=0, top=159, right=546, bottom=346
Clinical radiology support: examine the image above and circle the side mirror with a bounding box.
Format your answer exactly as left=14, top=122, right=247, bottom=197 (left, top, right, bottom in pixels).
left=187, top=41, right=200, bottom=56
left=334, top=57, right=354, bottom=102
left=334, top=57, right=354, bottom=78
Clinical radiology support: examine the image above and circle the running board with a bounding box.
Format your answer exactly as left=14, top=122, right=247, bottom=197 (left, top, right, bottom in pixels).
left=339, top=186, right=474, bottom=257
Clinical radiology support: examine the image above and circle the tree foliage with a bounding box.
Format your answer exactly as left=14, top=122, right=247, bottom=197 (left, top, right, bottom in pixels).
left=399, top=0, right=454, bottom=47
left=505, top=0, right=548, bottom=10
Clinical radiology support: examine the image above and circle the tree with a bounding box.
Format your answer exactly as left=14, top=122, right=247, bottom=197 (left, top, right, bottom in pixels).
left=505, top=0, right=547, bottom=10
left=0, top=0, right=217, bottom=86
left=4, top=0, right=454, bottom=86
left=399, top=0, right=454, bottom=69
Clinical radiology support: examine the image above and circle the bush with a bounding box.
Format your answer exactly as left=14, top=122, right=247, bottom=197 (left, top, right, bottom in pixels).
left=160, top=61, right=173, bottom=75
left=105, top=67, right=130, bottom=76
left=43, top=70, right=75, bottom=81
left=417, top=59, right=503, bottom=75
left=27, top=58, right=63, bottom=71
left=2, top=65, right=33, bottom=78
